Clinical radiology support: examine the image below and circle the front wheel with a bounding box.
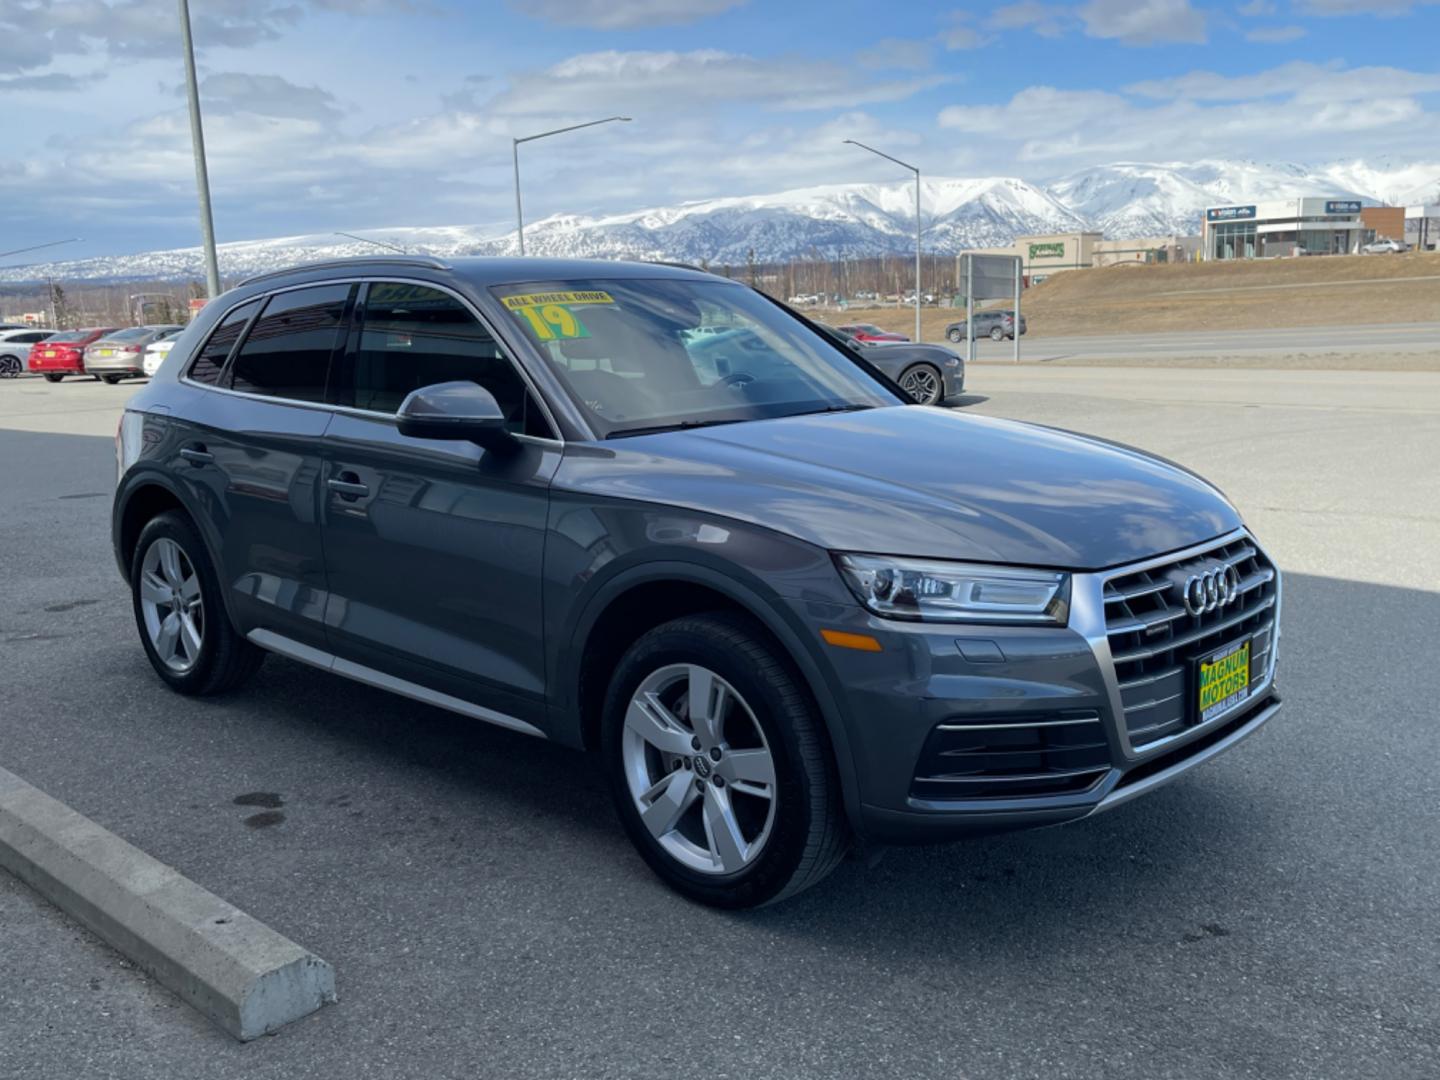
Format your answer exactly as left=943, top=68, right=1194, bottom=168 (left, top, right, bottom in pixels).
left=898, top=363, right=944, bottom=405
left=131, top=512, right=265, bottom=695
left=990, top=326, right=1005, bottom=341
left=0, top=355, right=21, bottom=378
left=43, top=373, right=64, bottom=383
left=946, top=328, right=963, bottom=343
left=603, top=613, right=848, bottom=907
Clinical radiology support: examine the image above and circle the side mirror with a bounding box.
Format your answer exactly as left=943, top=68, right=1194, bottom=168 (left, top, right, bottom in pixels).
left=396, top=381, right=513, bottom=451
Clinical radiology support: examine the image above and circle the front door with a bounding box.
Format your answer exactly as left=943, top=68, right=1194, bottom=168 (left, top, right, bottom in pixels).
left=319, top=281, right=560, bottom=728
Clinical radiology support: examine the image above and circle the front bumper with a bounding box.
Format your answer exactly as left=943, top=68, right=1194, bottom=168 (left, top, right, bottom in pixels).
left=790, top=529, right=1281, bottom=843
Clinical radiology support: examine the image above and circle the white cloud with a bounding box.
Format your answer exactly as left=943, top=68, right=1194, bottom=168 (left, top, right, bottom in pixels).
left=1244, top=24, right=1307, bottom=41
left=486, top=50, right=951, bottom=117
left=940, top=11, right=993, bottom=49
left=990, top=2, right=1069, bottom=37
left=856, top=38, right=934, bottom=71
left=1078, top=0, right=1207, bottom=44
left=514, top=0, right=749, bottom=29
left=1295, top=0, right=1437, bottom=13
left=1126, top=61, right=1440, bottom=102
left=1236, top=0, right=1275, bottom=14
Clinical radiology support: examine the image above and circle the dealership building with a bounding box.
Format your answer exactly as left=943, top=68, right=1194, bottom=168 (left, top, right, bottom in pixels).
left=1199, top=197, right=1423, bottom=259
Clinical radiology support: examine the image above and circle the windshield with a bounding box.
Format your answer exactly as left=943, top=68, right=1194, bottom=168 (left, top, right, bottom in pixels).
left=492, top=278, right=896, bottom=438
left=48, top=330, right=95, bottom=343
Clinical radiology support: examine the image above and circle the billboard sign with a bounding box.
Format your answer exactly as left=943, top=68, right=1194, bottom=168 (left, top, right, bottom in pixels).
left=961, top=254, right=1021, bottom=300
left=1206, top=205, right=1256, bottom=222
left=1027, top=242, right=1065, bottom=260
left=1325, top=200, right=1362, bottom=215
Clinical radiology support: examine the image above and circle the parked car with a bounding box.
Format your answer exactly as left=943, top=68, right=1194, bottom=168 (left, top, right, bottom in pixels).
left=822, top=324, right=962, bottom=405
left=142, top=332, right=184, bottom=377
left=0, top=328, right=54, bottom=377
left=85, top=325, right=184, bottom=384
left=836, top=322, right=909, bottom=343
left=114, top=256, right=1282, bottom=908
left=28, top=328, right=120, bottom=381
left=1362, top=238, right=1410, bottom=254
left=946, top=310, right=1026, bottom=343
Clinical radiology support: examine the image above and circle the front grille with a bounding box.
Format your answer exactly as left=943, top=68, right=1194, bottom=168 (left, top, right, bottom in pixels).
left=910, top=710, right=1111, bottom=800
left=1103, top=535, right=1277, bottom=748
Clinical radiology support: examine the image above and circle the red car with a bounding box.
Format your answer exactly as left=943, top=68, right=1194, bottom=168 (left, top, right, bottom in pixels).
left=28, top=328, right=120, bottom=382
left=836, top=323, right=909, bottom=343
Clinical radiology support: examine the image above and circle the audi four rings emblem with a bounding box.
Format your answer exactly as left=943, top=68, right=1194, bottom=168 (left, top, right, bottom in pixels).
left=1181, top=564, right=1241, bottom=616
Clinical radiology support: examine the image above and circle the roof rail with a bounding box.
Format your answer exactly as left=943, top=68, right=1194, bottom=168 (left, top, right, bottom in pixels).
left=239, top=254, right=452, bottom=287
left=641, top=260, right=717, bottom=276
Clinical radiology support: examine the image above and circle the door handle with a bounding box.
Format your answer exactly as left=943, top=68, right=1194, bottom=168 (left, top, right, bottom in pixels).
left=179, top=444, right=213, bottom=467
left=327, top=472, right=369, bottom=501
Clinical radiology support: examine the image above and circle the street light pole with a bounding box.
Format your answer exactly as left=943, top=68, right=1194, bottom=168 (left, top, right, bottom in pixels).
left=512, top=116, right=632, bottom=256
left=178, top=0, right=220, bottom=298
left=844, top=139, right=921, bottom=343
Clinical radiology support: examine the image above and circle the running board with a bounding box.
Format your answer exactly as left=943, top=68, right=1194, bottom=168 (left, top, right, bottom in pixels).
left=246, top=629, right=546, bottom=740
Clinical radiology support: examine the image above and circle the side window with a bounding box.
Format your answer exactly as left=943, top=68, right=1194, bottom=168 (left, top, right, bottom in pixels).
left=228, top=284, right=351, bottom=402
left=188, top=299, right=260, bottom=386
left=337, top=282, right=553, bottom=438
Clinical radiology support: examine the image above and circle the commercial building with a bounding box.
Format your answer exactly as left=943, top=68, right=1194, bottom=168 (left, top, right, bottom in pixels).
left=1406, top=204, right=1440, bottom=251
left=1202, top=197, right=1380, bottom=259
left=959, top=231, right=1200, bottom=285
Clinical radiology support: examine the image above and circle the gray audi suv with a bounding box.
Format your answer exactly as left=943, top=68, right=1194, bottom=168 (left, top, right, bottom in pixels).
left=113, top=256, right=1281, bottom=907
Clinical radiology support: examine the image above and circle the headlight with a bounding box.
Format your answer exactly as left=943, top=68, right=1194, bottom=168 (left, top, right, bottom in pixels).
left=836, top=554, right=1070, bottom=625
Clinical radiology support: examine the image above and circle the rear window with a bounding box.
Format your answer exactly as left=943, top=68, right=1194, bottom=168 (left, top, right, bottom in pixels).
left=187, top=300, right=260, bottom=386
left=48, top=331, right=90, bottom=343
left=107, top=327, right=154, bottom=342
left=228, top=284, right=351, bottom=402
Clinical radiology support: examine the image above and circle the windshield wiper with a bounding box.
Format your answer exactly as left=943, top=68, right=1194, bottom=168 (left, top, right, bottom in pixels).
left=606, top=417, right=752, bottom=439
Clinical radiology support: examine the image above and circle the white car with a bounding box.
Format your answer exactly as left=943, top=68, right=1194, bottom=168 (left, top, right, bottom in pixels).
left=1363, top=238, right=1410, bottom=254
left=141, top=336, right=178, bottom=377
left=0, top=328, right=53, bottom=377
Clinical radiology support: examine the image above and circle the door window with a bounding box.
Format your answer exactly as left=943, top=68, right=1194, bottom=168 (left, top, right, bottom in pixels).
left=336, top=282, right=553, bottom=438
left=187, top=299, right=260, bottom=385
left=228, top=284, right=351, bottom=402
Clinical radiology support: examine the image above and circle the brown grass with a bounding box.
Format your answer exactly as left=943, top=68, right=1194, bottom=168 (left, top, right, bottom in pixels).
left=833, top=251, right=1440, bottom=339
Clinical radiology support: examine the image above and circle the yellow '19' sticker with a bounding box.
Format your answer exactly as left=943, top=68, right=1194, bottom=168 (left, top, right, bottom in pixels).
left=502, top=290, right=614, bottom=341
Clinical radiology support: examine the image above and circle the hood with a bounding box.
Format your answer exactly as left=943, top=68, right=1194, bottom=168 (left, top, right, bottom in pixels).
left=556, top=406, right=1240, bottom=570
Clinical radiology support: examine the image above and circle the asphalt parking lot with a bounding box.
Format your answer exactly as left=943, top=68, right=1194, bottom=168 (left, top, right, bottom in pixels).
left=2, top=367, right=1438, bottom=1079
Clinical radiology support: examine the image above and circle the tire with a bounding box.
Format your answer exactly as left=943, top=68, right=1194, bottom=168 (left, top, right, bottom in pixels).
left=946, top=328, right=963, bottom=343
left=130, top=511, right=264, bottom=696
left=0, top=355, right=21, bottom=378
left=101, top=375, right=122, bottom=385
left=897, top=362, right=944, bottom=406
left=990, top=326, right=1005, bottom=342
left=43, top=373, right=64, bottom=383
left=602, top=612, right=848, bottom=908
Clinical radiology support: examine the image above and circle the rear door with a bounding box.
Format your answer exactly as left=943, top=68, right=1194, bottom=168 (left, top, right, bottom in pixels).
left=318, top=280, right=561, bottom=728
left=170, top=283, right=354, bottom=652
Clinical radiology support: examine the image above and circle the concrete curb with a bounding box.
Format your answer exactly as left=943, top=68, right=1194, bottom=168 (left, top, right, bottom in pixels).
left=0, top=766, right=336, bottom=1041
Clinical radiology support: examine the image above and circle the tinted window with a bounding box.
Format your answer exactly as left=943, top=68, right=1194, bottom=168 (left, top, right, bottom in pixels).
left=338, top=282, right=552, bottom=437
left=229, top=285, right=351, bottom=402
left=188, top=299, right=260, bottom=386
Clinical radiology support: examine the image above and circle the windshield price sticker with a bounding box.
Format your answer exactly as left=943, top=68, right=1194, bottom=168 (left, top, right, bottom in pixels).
left=502, top=290, right=615, bottom=341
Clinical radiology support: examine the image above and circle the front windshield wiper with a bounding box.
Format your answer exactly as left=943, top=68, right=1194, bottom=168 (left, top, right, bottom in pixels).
left=606, top=417, right=753, bottom=439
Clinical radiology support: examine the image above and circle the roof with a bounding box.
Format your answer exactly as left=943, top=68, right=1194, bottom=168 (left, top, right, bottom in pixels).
left=240, top=255, right=724, bottom=290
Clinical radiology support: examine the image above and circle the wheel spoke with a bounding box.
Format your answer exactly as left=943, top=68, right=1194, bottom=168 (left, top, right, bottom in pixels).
left=687, top=665, right=726, bottom=747
left=179, top=571, right=201, bottom=605
left=139, top=570, right=170, bottom=606
left=157, top=541, right=184, bottom=588
left=719, top=748, right=774, bottom=791
left=639, top=769, right=699, bottom=840
left=178, top=611, right=202, bottom=660
left=625, top=693, right=694, bottom=757
left=702, top=785, right=747, bottom=872
left=155, top=612, right=180, bottom=661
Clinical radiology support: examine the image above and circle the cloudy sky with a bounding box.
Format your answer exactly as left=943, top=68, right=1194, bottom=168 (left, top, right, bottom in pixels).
left=3, top=0, right=1439, bottom=260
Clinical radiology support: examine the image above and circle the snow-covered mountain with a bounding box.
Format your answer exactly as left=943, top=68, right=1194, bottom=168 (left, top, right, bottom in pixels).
left=2, top=159, right=1433, bottom=285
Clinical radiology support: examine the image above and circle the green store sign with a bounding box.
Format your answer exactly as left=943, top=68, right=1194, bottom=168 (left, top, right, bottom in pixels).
left=1028, top=242, right=1065, bottom=259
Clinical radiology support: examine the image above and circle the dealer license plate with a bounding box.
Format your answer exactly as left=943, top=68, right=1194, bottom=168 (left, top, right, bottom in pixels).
left=98, top=348, right=113, bottom=357
left=1196, top=637, right=1251, bottom=724
left=44, top=349, right=56, bottom=357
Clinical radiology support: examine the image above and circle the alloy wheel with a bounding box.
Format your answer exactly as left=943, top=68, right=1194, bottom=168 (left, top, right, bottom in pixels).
left=138, top=537, right=204, bottom=673
left=900, top=366, right=941, bottom=405
left=621, top=663, right=777, bottom=875
left=0, top=356, right=20, bottom=378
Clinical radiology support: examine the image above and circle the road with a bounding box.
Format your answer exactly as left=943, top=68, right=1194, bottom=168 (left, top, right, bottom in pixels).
left=931, top=320, right=1440, bottom=364
left=2, top=370, right=1439, bottom=1079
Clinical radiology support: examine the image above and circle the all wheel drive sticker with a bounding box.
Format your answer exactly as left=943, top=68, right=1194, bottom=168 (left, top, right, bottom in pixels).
left=502, top=290, right=615, bottom=341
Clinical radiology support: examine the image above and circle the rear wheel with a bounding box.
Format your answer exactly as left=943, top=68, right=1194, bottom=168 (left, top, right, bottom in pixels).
left=603, top=612, right=847, bottom=907
left=131, top=512, right=264, bottom=695
left=43, top=373, right=64, bottom=383
left=101, top=374, right=122, bottom=385
left=990, top=326, right=1005, bottom=341
left=898, top=362, right=944, bottom=405
left=946, top=328, right=963, bottom=343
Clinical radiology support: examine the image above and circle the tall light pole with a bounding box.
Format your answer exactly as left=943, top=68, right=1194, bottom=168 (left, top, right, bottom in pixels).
left=178, top=0, right=220, bottom=298
left=844, top=139, right=921, bottom=343
left=513, top=116, right=631, bottom=256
